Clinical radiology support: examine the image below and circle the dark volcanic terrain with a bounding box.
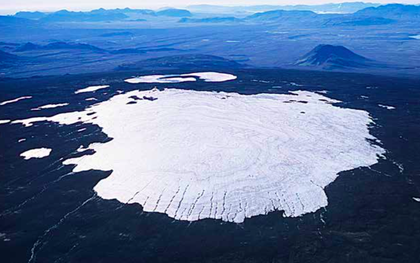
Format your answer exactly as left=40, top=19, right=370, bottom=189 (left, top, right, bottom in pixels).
left=0, top=68, right=420, bottom=263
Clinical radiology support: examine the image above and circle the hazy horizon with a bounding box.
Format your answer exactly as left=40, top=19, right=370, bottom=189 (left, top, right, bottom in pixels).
left=1, top=0, right=420, bottom=14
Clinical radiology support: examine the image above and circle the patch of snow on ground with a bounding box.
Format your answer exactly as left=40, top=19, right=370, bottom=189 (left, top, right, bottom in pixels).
left=0, top=233, right=10, bottom=242
left=75, top=85, right=110, bottom=94
left=181, top=72, right=237, bottom=82
left=289, top=82, right=303, bottom=87
left=125, top=75, right=197, bottom=84
left=0, top=96, right=32, bottom=106
left=31, top=103, right=69, bottom=111
left=316, top=90, right=328, bottom=94
left=13, top=88, right=384, bottom=223
left=251, top=79, right=272, bottom=83
left=20, top=148, right=52, bottom=160
left=125, top=72, right=237, bottom=84
left=0, top=120, right=10, bottom=125
left=378, top=104, right=396, bottom=110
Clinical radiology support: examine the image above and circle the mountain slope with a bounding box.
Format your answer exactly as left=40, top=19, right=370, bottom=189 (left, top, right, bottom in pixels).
left=187, top=2, right=380, bottom=14
left=244, top=10, right=318, bottom=23
left=295, top=44, right=373, bottom=69
left=15, top=11, right=47, bottom=20
left=15, top=42, right=107, bottom=53
left=0, top=50, right=18, bottom=60
left=14, top=42, right=42, bottom=52
left=40, top=10, right=128, bottom=22
left=355, top=4, right=420, bottom=20
left=0, top=50, right=20, bottom=68
left=156, top=9, right=192, bottom=17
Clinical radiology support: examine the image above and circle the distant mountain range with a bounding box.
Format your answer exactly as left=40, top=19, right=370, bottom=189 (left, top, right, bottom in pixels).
left=12, top=8, right=192, bottom=23
left=187, top=2, right=381, bottom=14
left=14, top=11, right=46, bottom=20
left=179, top=4, right=420, bottom=25
left=180, top=10, right=323, bottom=24
left=355, top=4, right=420, bottom=20
left=41, top=9, right=128, bottom=22
left=245, top=10, right=318, bottom=22
left=2, top=4, right=419, bottom=26
left=295, top=44, right=376, bottom=70
left=156, top=9, right=192, bottom=17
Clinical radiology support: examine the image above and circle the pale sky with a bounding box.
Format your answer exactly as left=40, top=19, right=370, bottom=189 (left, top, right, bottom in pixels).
left=0, top=0, right=419, bottom=14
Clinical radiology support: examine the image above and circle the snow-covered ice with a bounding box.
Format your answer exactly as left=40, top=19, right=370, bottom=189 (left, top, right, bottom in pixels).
left=316, top=90, right=328, bottom=94
left=31, top=103, right=69, bottom=111
left=125, top=72, right=237, bottom=84
left=75, top=85, right=110, bottom=94
left=0, top=120, right=10, bottom=125
left=20, top=148, right=52, bottom=160
left=13, top=88, right=384, bottom=223
left=181, top=72, right=237, bottom=82
left=0, top=96, right=32, bottom=106
left=125, top=75, right=197, bottom=84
